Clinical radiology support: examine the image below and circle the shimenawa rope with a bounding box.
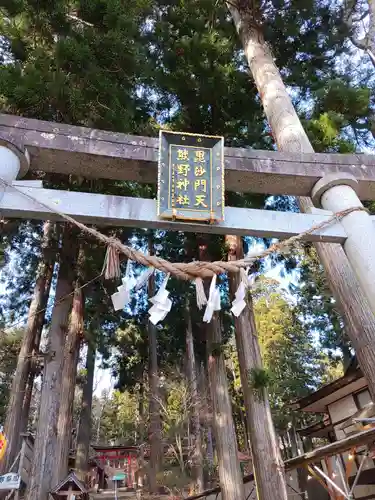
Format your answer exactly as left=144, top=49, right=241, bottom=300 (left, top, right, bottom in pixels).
left=0, top=178, right=367, bottom=282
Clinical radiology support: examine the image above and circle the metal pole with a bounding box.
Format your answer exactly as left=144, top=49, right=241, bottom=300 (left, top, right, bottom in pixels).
left=335, top=456, right=349, bottom=495
left=312, top=173, right=375, bottom=313
left=312, top=465, right=349, bottom=499
left=349, top=451, right=368, bottom=497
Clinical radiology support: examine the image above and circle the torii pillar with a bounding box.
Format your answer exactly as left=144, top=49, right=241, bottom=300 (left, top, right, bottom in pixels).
left=312, top=173, right=375, bottom=313
left=0, top=135, right=29, bottom=198
left=312, top=173, right=375, bottom=400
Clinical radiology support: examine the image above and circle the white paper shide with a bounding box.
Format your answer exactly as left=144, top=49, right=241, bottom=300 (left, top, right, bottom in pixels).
left=111, top=259, right=137, bottom=311
left=203, top=275, right=221, bottom=323
left=111, top=260, right=155, bottom=311
left=231, top=269, right=255, bottom=317
left=148, top=273, right=172, bottom=325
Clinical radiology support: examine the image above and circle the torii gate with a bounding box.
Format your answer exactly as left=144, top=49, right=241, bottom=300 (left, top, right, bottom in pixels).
left=2, top=114, right=375, bottom=500
left=1, top=114, right=375, bottom=305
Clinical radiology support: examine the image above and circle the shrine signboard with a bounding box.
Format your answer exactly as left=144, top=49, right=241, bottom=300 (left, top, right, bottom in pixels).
left=157, top=130, right=224, bottom=222
left=0, top=473, right=21, bottom=490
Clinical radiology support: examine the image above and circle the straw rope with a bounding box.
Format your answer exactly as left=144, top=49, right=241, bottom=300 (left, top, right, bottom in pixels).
left=0, top=178, right=367, bottom=281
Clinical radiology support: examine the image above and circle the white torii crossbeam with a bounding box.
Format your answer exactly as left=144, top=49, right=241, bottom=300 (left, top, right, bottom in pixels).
left=0, top=182, right=359, bottom=243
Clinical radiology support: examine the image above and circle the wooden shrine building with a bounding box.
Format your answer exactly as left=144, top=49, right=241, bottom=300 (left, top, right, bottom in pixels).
left=292, top=357, right=375, bottom=499
left=91, top=445, right=139, bottom=491
left=50, top=472, right=88, bottom=500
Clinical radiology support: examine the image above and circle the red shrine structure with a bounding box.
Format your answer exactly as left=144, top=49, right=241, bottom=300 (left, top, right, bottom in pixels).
left=91, top=445, right=140, bottom=491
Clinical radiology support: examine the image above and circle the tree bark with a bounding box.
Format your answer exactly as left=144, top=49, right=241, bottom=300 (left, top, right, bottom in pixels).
left=20, top=372, right=34, bottom=436
left=198, top=362, right=214, bottom=483
left=27, top=224, right=79, bottom=500
left=185, top=298, right=204, bottom=494
left=55, top=280, right=84, bottom=483
left=206, top=425, right=213, bottom=468
left=198, top=239, right=245, bottom=500
left=226, top=234, right=288, bottom=500
left=76, top=341, right=96, bottom=481
left=20, top=242, right=54, bottom=437
left=148, top=262, right=162, bottom=494
left=137, top=382, right=146, bottom=488
left=342, top=0, right=375, bottom=66
left=2, top=221, right=55, bottom=473
left=205, top=317, right=245, bottom=500
left=239, top=408, right=249, bottom=454
left=226, top=3, right=375, bottom=402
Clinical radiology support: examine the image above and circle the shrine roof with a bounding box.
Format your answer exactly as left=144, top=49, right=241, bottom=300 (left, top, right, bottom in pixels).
left=50, top=471, right=88, bottom=497
left=290, top=367, right=366, bottom=413
left=92, top=444, right=138, bottom=452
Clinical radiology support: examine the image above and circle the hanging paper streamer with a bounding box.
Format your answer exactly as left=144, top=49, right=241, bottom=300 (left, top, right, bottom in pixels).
left=111, top=259, right=137, bottom=311
left=148, top=273, right=172, bottom=325
left=231, top=281, right=247, bottom=317
left=231, top=269, right=256, bottom=317
left=135, top=267, right=154, bottom=290
left=203, top=275, right=221, bottom=323
left=0, top=428, right=7, bottom=462
left=195, top=277, right=207, bottom=310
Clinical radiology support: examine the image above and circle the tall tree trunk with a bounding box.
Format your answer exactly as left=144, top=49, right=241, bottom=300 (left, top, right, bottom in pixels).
left=76, top=341, right=96, bottom=481
left=148, top=255, right=162, bottom=494
left=199, top=239, right=245, bottom=500
left=55, top=272, right=84, bottom=483
left=138, top=381, right=145, bottom=443
left=226, top=234, right=288, bottom=500
left=2, top=221, right=55, bottom=474
left=226, top=2, right=375, bottom=402
left=185, top=298, right=204, bottom=494
left=198, top=362, right=214, bottom=482
left=20, top=372, right=34, bottom=436
left=20, top=247, right=54, bottom=437
left=137, top=382, right=146, bottom=488
left=239, top=408, right=250, bottom=454
left=343, top=0, right=375, bottom=68
left=27, top=224, right=79, bottom=500
left=205, top=318, right=245, bottom=500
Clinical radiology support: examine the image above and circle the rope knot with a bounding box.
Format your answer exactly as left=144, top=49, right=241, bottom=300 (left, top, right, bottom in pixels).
left=103, top=245, right=121, bottom=280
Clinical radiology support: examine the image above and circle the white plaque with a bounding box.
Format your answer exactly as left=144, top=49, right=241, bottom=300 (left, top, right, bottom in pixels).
left=0, top=473, right=21, bottom=490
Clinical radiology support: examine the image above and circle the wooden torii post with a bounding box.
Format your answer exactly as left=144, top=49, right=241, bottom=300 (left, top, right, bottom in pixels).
left=2, top=115, right=375, bottom=500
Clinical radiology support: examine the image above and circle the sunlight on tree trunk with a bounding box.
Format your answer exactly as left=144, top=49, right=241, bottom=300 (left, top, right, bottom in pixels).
left=2, top=221, right=55, bottom=474
left=185, top=297, right=204, bottom=494
left=55, top=254, right=84, bottom=483
left=226, top=234, right=288, bottom=500
left=76, top=341, right=96, bottom=481
left=27, top=224, right=79, bottom=500
left=226, top=0, right=375, bottom=402
left=148, top=234, right=162, bottom=494
left=199, top=237, right=245, bottom=500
